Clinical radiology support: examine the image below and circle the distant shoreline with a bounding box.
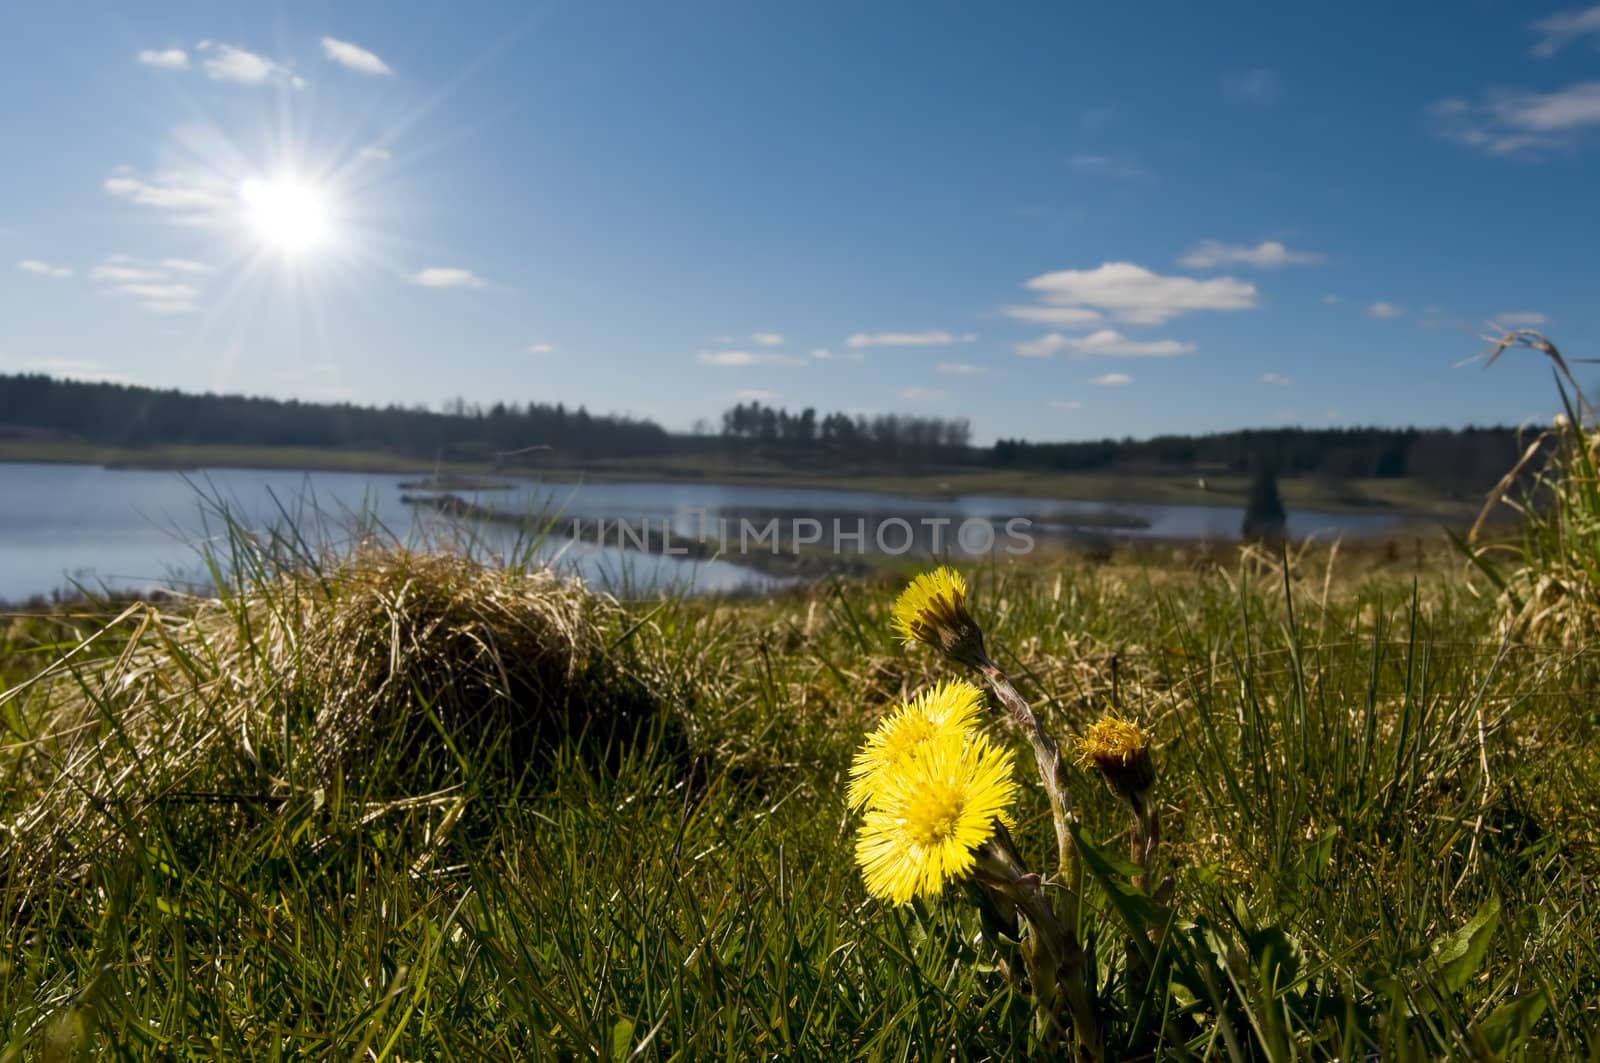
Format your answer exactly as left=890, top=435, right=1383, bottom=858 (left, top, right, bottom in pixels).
left=0, top=440, right=1478, bottom=518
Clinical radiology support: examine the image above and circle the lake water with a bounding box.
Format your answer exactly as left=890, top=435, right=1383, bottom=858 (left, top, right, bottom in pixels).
left=0, top=463, right=1409, bottom=603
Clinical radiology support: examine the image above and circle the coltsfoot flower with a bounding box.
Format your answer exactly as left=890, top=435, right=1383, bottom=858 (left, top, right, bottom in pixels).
left=855, top=732, right=1018, bottom=904
left=848, top=679, right=986, bottom=810
left=1074, top=713, right=1155, bottom=800
left=891, top=567, right=989, bottom=668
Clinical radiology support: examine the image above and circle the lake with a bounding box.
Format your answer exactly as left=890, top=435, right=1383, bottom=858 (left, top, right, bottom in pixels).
left=0, top=463, right=1410, bottom=602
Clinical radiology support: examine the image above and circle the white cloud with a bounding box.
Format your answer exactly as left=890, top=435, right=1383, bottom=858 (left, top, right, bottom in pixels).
left=90, top=255, right=207, bottom=314
left=1021, top=262, right=1257, bottom=325
left=321, top=37, right=393, bottom=76
left=1260, top=371, right=1292, bottom=386
left=137, top=48, right=189, bottom=70
left=749, top=332, right=784, bottom=346
left=104, top=167, right=232, bottom=220
left=1177, top=240, right=1324, bottom=270
left=1221, top=68, right=1282, bottom=106
left=936, top=362, right=988, bottom=375
left=159, top=257, right=213, bottom=274
left=92, top=255, right=211, bottom=283
left=734, top=388, right=777, bottom=401
left=899, top=386, right=945, bottom=402
left=92, top=263, right=164, bottom=282
left=114, top=282, right=199, bottom=303
left=1500, top=83, right=1600, bottom=130
left=696, top=350, right=804, bottom=366
left=411, top=267, right=486, bottom=289
left=17, top=259, right=73, bottom=279
left=846, top=329, right=976, bottom=349
left=1323, top=294, right=1342, bottom=305
left=1069, top=154, right=1149, bottom=178
left=1366, top=301, right=1405, bottom=320
left=1015, top=329, right=1194, bottom=359
left=1429, top=82, right=1600, bottom=155
left=527, top=343, right=556, bottom=354
left=1092, top=373, right=1134, bottom=387
left=198, top=42, right=301, bottom=87
left=1493, top=310, right=1550, bottom=326
left=1530, top=4, right=1600, bottom=57
left=810, top=347, right=864, bottom=362
left=999, top=305, right=1103, bottom=327
left=359, top=146, right=393, bottom=163
left=203, top=44, right=276, bottom=83
left=1047, top=399, right=1084, bottom=411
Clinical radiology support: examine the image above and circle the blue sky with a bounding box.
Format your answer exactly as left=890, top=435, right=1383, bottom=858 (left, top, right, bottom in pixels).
left=2, top=1, right=1597, bottom=444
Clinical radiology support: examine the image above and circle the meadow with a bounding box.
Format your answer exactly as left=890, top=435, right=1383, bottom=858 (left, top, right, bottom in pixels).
left=1, top=337, right=1596, bottom=1059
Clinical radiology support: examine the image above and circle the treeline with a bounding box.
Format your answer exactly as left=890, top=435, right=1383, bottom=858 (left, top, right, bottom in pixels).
left=993, top=426, right=1523, bottom=488
left=720, top=401, right=972, bottom=461
left=0, top=375, right=666, bottom=462
left=0, top=374, right=1532, bottom=487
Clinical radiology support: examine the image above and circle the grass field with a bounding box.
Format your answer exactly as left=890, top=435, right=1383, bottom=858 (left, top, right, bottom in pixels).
left=1, top=514, right=1595, bottom=1058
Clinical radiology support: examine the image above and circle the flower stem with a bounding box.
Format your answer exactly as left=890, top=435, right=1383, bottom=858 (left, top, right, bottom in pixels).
left=1129, top=789, right=1159, bottom=890
left=978, top=662, right=1082, bottom=930
left=976, top=841, right=1103, bottom=1061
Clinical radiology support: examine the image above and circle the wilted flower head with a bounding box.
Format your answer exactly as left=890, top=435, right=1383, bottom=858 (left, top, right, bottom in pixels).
left=848, top=679, right=986, bottom=810
left=855, top=732, right=1017, bottom=904
left=1074, top=713, right=1155, bottom=801
left=891, top=567, right=989, bottom=668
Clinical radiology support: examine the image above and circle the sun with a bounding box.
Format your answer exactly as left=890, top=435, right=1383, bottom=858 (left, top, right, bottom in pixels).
left=239, top=174, right=334, bottom=256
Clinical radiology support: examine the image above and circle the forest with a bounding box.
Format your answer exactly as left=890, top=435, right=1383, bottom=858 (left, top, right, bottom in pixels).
left=0, top=373, right=667, bottom=462
left=0, top=373, right=1529, bottom=487
left=992, top=425, right=1523, bottom=487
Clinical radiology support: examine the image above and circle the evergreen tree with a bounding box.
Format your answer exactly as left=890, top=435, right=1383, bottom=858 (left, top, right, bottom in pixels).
left=1242, top=463, right=1288, bottom=543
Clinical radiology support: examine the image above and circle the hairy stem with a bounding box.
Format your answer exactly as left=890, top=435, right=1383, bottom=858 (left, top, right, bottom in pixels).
left=977, top=840, right=1103, bottom=1061
left=1129, top=789, right=1159, bottom=890
left=978, top=662, right=1082, bottom=929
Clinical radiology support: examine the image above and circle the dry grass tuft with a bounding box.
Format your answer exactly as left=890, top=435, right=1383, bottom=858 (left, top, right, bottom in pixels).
left=0, top=546, right=653, bottom=900
left=1460, top=330, right=1600, bottom=646
left=265, top=548, right=619, bottom=774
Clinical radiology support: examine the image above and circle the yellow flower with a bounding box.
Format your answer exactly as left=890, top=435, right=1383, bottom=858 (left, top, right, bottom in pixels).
left=855, top=732, right=1017, bottom=904
left=890, top=567, right=989, bottom=667
left=1074, top=713, right=1155, bottom=800
left=848, top=679, right=987, bottom=810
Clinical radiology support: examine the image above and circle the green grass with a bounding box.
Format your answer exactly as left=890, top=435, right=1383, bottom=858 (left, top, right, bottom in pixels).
left=1, top=527, right=1595, bottom=1059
